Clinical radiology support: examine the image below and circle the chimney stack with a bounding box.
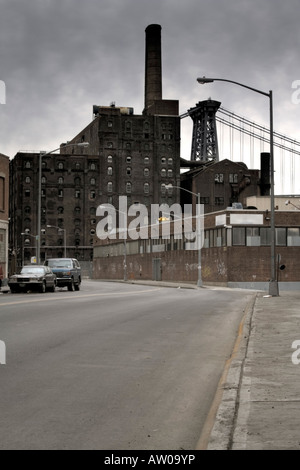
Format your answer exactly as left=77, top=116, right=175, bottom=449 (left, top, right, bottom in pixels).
left=144, top=24, right=162, bottom=114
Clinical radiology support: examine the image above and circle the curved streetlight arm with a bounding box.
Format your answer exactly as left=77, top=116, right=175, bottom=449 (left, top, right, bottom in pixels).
left=164, top=184, right=199, bottom=199
left=197, top=77, right=270, bottom=98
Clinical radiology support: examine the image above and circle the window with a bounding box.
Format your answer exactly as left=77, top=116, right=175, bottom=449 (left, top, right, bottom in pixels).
left=126, top=156, right=132, bottom=164
left=58, top=189, right=64, bottom=198
left=58, top=177, right=64, bottom=185
left=144, top=168, right=150, bottom=177
left=107, top=182, right=113, bottom=193
left=161, top=168, right=167, bottom=177
left=25, top=176, right=31, bottom=184
left=25, top=161, right=31, bottom=169
left=90, top=163, right=96, bottom=170
left=276, top=228, right=286, bottom=246
left=75, top=162, right=81, bottom=170
left=58, top=162, right=64, bottom=170
left=200, top=197, right=209, bottom=204
left=144, top=157, right=150, bottom=164
left=74, top=207, right=81, bottom=215
left=144, top=183, right=150, bottom=194
left=229, top=173, right=238, bottom=183
left=107, top=167, right=113, bottom=176
left=161, top=157, right=166, bottom=164
left=24, top=206, right=31, bottom=214
left=107, top=142, right=113, bottom=148
left=107, top=156, right=113, bottom=164
left=57, top=207, right=64, bottom=214
left=25, top=189, right=30, bottom=197
left=127, top=167, right=132, bottom=176
left=41, top=189, right=46, bottom=197
left=246, top=227, right=260, bottom=246
left=167, top=169, right=173, bottom=177
left=90, top=190, right=96, bottom=199
left=287, top=228, right=300, bottom=246
left=75, top=190, right=81, bottom=198
left=74, top=177, right=81, bottom=186
left=215, top=173, right=224, bottom=183
left=90, top=178, right=96, bottom=185
left=126, top=182, right=132, bottom=194
left=215, top=197, right=224, bottom=205
left=107, top=120, right=113, bottom=128
left=232, top=227, right=246, bottom=246
left=41, top=176, right=46, bottom=184
left=168, top=158, right=173, bottom=165
left=260, top=227, right=271, bottom=246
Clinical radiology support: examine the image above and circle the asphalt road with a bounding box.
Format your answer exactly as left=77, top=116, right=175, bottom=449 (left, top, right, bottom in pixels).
left=0, top=280, right=255, bottom=450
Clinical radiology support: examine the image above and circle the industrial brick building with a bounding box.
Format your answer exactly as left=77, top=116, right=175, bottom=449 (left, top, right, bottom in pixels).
left=9, top=25, right=181, bottom=269
left=93, top=206, right=300, bottom=291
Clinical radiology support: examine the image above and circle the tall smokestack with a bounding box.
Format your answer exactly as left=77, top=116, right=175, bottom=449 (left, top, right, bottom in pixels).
left=144, top=24, right=162, bottom=114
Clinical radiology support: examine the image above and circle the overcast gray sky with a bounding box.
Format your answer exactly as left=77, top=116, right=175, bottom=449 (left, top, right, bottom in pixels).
left=1, top=0, right=299, bottom=194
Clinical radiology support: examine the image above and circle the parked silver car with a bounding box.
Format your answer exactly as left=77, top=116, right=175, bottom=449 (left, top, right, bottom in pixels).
left=8, top=265, right=57, bottom=293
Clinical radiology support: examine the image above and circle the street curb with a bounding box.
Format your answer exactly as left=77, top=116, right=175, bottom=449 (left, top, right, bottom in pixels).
left=197, top=293, right=257, bottom=450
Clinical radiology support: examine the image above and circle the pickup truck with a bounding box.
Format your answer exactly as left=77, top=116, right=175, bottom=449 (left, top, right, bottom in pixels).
left=44, top=258, right=81, bottom=291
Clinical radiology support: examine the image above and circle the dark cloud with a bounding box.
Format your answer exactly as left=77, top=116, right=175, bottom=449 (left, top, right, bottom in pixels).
left=0, top=0, right=299, bottom=192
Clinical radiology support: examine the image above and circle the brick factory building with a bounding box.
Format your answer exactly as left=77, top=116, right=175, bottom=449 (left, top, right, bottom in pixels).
left=93, top=206, right=300, bottom=291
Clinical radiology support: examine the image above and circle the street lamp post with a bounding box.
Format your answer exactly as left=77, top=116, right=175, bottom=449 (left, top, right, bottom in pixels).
left=37, top=142, right=89, bottom=264
left=165, top=184, right=203, bottom=288
left=47, top=225, right=67, bottom=257
left=197, top=77, right=278, bottom=296
left=99, top=205, right=127, bottom=282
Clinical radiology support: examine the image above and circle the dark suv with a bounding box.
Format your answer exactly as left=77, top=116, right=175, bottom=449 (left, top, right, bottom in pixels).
left=44, top=258, right=81, bottom=291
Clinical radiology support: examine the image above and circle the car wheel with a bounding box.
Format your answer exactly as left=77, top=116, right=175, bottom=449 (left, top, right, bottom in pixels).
left=68, top=280, right=75, bottom=292
left=50, top=281, right=56, bottom=292
left=40, top=281, right=46, bottom=294
left=75, top=282, right=80, bottom=291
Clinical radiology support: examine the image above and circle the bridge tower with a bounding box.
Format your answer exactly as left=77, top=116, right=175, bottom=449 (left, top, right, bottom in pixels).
left=188, top=99, right=221, bottom=162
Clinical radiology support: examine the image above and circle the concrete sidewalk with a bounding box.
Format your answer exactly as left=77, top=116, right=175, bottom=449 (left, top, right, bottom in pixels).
left=206, top=290, right=300, bottom=450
